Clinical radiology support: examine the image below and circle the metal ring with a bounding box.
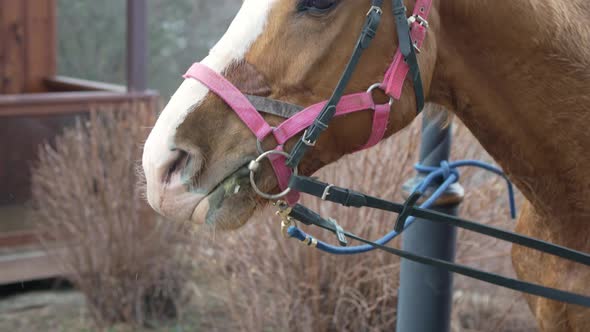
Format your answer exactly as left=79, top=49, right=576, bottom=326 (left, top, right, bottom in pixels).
left=367, top=83, right=394, bottom=106
left=248, top=150, right=298, bottom=200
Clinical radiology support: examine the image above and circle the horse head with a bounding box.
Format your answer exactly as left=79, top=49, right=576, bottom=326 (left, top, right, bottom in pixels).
left=142, top=0, right=438, bottom=229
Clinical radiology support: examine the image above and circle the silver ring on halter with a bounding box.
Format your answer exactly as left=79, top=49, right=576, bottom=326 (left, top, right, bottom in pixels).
left=367, top=83, right=394, bottom=106
left=248, top=150, right=298, bottom=200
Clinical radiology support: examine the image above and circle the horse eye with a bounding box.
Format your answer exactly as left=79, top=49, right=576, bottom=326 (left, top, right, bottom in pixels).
left=299, top=0, right=337, bottom=12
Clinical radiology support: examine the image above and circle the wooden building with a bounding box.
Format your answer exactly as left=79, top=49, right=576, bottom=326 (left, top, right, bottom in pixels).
left=0, top=0, right=158, bottom=283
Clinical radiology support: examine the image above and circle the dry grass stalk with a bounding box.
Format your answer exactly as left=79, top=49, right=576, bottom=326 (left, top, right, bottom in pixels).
left=31, top=105, right=193, bottom=327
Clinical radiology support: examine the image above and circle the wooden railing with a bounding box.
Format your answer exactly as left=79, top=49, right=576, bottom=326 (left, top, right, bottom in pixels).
left=0, top=76, right=159, bottom=117
left=0, top=75, right=159, bottom=284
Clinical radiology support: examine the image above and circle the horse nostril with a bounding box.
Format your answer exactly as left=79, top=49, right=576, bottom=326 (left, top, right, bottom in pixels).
left=164, top=150, right=190, bottom=183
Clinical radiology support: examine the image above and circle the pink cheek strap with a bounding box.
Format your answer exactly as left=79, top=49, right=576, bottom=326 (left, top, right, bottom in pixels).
left=382, top=0, right=432, bottom=99
left=268, top=145, right=300, bottom=204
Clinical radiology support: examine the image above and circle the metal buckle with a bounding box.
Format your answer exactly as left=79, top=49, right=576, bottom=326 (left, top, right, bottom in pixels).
left=408, top=15, right=429, bottom=28
left=321, top=184, right=334, bottom=201
left=327, top=218, right=348, bottom=247
left=413, top=42, right=422, bottom=54
left=248, top=150, right=298, bottom=200
left=366, top=5, right=383, bottom=16
left=408, top=14, right=428, bottom=54
left=301, top=130, right=317, bottom=147
left=367, top=83, right=394, bottom=106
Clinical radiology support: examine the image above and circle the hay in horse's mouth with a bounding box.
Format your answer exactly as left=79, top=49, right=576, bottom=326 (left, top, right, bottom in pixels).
left=191, top=163, right=251, bottom=225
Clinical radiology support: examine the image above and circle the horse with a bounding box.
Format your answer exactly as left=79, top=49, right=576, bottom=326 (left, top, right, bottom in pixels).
left=142, top=0, right=590, bottom=330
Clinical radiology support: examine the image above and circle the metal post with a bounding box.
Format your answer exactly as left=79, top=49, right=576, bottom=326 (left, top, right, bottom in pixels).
left=126, top=0, right=148, bottom=92
left=395, top=112, right=464, bottom=332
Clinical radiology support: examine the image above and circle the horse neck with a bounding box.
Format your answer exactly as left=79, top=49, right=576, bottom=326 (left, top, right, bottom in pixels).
left=430, top=0, right=590, bottom=220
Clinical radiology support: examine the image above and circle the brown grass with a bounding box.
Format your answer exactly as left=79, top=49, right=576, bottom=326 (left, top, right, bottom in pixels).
left=30, top=105, right=194, bottom=327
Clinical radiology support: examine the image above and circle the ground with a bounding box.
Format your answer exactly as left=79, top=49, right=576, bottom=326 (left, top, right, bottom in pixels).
left=0, top=285, right=200, bottom=332
left=0, top=285, right=538, bottom=332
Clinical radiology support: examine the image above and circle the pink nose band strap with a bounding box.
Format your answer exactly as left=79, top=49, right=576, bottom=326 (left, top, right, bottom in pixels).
left=183, top=64, right=273, bottom=140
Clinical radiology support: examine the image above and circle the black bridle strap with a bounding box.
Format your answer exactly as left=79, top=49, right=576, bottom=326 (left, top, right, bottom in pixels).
left=288, top=175, right=590, bottom=267
left=288, top=203, right=590, bottom=307
left=286, top=2, right=384, bottom=168
left=248, top=2, right=425, bottom=121
left=286, top=0, right=427, bottom=168
left=392, top=0, right=425, bottom=113
left=246, top=95, right=303, bottom=119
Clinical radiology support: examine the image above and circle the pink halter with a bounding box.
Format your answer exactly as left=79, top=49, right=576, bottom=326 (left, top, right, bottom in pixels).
left=183, top=0, right=432, bottom=205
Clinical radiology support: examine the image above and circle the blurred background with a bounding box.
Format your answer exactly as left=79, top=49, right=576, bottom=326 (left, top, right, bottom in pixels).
left=0, top=1, right=537, bottom=331
left=57, top=0, right=240, bottom=98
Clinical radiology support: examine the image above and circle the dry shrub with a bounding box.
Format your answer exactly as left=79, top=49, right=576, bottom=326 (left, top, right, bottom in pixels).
left=191, top=111, right=537, bottom=331
left=31, top=106, right=193, bottom=327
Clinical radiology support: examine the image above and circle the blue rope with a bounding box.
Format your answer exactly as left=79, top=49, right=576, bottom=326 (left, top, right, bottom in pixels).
left=287, top=160, right=517, bottom=255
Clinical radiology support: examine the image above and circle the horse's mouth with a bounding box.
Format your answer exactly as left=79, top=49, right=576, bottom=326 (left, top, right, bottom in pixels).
left=191, top=163, right=256, bottom=228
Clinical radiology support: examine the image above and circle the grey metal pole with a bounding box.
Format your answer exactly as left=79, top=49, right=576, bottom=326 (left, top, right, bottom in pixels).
left=127, top=0, right=148, bottom=92
left=395, top=112, right=464, bottom=332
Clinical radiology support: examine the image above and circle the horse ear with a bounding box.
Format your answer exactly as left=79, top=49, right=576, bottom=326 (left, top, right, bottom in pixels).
left=225, top=62, right=272, bottom=96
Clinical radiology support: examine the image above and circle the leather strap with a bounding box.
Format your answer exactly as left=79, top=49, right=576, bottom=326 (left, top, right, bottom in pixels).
left=272, top=92, right=387, bottom=145
left=285, top=5, right=384, bottom=168
left=289, top=175, right=590, bottom=266
left=288, top=204, right=590, bottom=308
left=246, top=95, right=303, bottom=118
left=356, top=103, right=390, bottom=150
left=383, top=0, right=429, bottom=113
left=268, top=145, right=300, bottom=204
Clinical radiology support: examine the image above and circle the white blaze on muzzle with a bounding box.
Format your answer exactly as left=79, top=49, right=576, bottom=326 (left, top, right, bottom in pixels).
left=142, top=0, right=279, bottom=217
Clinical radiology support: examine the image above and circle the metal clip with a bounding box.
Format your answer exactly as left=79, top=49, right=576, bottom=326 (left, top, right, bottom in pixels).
left=275, top=201, right=294, bottom=238
left=328, top=218, right=348, bottom=247
left=281, top=219, right=292, bottom=239
left=302, top=236, right=318, bottom=248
